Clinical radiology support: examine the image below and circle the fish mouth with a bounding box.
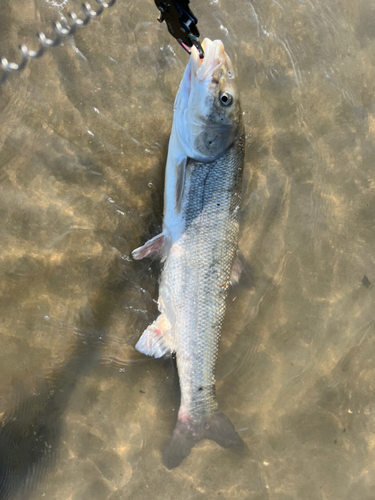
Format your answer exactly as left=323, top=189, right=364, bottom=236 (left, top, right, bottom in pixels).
left=190, top=38, right=226, bottom=82
left=173, top=38, right=236, bottom=161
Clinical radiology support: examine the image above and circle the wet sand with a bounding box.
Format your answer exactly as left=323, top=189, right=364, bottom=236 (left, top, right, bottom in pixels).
left=0, top=0, right=375, bottom=498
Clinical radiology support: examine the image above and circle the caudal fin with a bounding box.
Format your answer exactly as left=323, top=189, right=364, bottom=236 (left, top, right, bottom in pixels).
left=163, top=412, right=243, bottom=470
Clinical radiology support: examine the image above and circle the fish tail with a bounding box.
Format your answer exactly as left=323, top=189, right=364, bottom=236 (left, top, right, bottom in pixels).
left=163, top=411, right=243, bottom=469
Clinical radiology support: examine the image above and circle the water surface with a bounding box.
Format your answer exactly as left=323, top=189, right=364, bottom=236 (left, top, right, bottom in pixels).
left=1, top=0, right=375, bottom=498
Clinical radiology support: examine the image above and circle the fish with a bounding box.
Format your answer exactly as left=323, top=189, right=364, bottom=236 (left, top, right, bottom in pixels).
left=132, top=38, right=245, bottom=469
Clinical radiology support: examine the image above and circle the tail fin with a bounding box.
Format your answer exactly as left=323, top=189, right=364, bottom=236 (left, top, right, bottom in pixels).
left=163, top=412, right=243, bottom=469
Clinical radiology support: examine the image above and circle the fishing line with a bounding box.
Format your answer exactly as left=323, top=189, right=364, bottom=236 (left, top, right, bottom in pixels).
left=0, top=0, right=117, bottom=85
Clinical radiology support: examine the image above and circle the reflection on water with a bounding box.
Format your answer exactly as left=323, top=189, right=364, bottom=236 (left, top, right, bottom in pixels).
left=1, top=0, right=375, bottom=498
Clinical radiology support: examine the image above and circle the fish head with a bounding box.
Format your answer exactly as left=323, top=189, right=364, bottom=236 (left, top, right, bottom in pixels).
left=176, top=38, right=242, bottom=160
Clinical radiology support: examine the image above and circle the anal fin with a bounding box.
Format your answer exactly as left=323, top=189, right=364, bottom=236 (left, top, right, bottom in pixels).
left=135, top=314, right=173, bottom=358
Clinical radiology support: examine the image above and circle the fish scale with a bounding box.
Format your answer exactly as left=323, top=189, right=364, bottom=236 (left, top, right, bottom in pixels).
left=165, top=131, right=245, bottom=421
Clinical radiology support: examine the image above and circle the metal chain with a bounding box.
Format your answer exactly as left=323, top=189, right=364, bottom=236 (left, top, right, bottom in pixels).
left=0, top=0, right=117, bottom=85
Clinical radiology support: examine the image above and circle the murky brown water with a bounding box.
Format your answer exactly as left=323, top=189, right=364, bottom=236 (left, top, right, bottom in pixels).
left=1, top=0, right=375, bottom=498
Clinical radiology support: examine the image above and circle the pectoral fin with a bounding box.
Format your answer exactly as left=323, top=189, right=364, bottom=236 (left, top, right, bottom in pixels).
left=135, top=314, right=173, bottom=358
left=131, top=232, right=164, bottom=260
left=175, top=156, right=187, bottom=213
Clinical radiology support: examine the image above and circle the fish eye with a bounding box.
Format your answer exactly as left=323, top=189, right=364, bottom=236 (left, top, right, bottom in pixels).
left=219, top=92, right=233, bottom=106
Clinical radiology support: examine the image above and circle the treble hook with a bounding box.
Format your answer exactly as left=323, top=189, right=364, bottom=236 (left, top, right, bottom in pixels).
left=0, top=0, right=117, bottom=85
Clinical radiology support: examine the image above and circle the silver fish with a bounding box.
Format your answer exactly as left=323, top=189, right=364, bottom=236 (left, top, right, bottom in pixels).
left=132, top=38, right=244, bottom=469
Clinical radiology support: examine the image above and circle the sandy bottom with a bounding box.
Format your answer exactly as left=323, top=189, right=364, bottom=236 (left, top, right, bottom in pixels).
left=0, top=0, right=375, bottom=498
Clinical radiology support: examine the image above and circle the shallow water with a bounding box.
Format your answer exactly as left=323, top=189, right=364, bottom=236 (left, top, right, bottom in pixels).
left=1, top=0, right=375, bottom=498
